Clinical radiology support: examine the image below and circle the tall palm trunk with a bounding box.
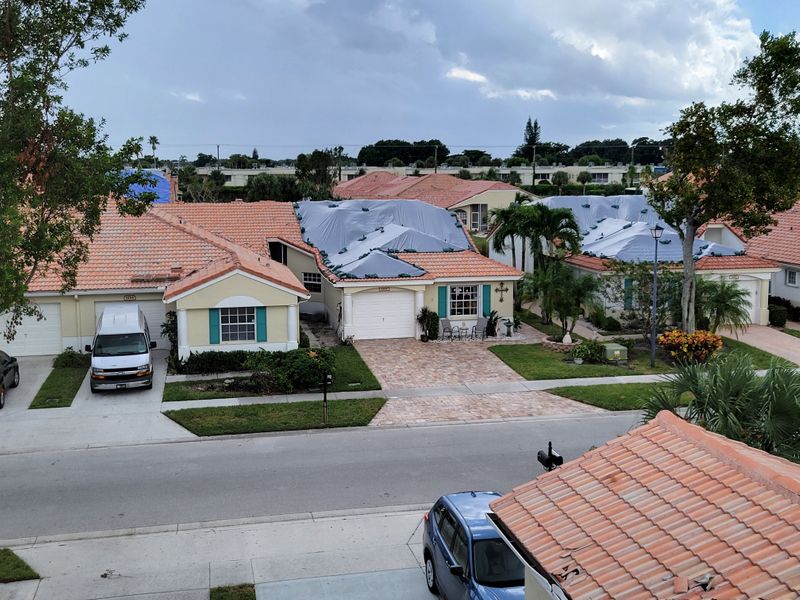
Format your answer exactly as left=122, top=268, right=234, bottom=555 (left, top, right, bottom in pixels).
left=680, top=220, right=697, bottom=332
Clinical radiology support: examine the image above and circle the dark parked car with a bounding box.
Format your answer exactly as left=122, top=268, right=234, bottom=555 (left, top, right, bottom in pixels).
left=423, top=491, right=524, bottom=599
left=0, top=350, right=20, bottom=408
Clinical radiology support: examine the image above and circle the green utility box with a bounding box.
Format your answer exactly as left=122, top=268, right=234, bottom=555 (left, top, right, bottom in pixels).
left=603, top=342, right=628, bottom=363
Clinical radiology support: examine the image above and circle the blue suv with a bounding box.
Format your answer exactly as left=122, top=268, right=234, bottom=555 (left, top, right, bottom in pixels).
left=423, top=492, right=524, bottom=599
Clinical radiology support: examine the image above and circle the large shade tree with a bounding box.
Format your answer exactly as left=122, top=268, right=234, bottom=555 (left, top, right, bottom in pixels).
left=0, top=0, right=154, bottom=339
left=647, top=32, right=800, bottom=332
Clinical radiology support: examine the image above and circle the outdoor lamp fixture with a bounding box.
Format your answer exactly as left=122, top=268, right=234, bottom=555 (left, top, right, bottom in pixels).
left=650, top=225, right=664, bottom=367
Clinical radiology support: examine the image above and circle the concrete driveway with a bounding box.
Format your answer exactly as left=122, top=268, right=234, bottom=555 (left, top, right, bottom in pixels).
left=721, top=325, right=800, bottom=365
left=1, top=355, right=53, bottom=413
left=354, top=325, right=544, bottom=389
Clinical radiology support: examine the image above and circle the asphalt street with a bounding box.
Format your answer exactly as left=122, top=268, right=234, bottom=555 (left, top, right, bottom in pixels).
left=0, top=412, right=641, bottom=539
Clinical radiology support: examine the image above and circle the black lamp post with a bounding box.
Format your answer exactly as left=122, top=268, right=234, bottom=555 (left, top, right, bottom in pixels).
left=650, top=224, right=664, bottom=367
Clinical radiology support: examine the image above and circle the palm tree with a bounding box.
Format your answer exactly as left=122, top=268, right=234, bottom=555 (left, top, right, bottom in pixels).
left=525, top=204, right=581, bottom=270
left=490, top=203, right=524, bottom=270
left=643, top=353, right=800, bottom=461
left=148, top=135, right=159, bottom=168
left=577, top=171, right=592, bottom=194
left=695, top=278, right=751, bottom=335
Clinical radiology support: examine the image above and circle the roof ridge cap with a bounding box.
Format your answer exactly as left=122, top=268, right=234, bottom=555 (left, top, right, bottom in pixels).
left=655, top=411, right=800, bottom=504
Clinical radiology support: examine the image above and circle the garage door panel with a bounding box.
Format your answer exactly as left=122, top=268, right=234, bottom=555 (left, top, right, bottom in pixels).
left=352, top=291, right=415, bottom=340
left=0, top=303, right=62, bottom=356
left=94, top=301, right=169, bottom=348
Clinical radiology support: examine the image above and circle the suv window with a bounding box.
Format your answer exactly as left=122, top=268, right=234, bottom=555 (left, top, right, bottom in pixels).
left=450, top=524, right=469, bottom=571
left=434, top=502, right=447, bottom=530
left=439, top=511, right=456, bottom=550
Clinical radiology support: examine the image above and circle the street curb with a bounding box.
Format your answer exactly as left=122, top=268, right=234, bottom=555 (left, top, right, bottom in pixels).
left=0, top=503, right=432, bottom=549
left=0, top=410, right=643, bottom=457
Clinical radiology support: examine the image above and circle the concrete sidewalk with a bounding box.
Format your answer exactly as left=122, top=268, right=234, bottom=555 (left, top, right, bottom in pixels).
left=1, top=505, right=429, bottom=600
left=164, top=372, right=674, bottom=410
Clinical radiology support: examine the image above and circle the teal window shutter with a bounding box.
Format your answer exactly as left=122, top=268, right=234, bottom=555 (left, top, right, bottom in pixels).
left=482, top=284, right=492, bottom=317
left=437, top=286, right=447, bottom=317
left=256, top=307, right=267, bottom=342
left=209, top=308, right=220, bottom=344
left=623, top=278, right=633, bottom=310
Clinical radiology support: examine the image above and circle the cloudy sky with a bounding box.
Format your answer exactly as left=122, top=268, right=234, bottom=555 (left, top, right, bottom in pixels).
left=63, top=0, right=799, bottom=160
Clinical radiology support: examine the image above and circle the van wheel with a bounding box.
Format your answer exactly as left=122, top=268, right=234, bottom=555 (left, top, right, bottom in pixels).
left=424, top=551, right=438, bottom=595
left=90, top=383, right=97, bottom=394
left=11, top=368, right=19, bottom=388
left=144, top=380, right=153, bottom=390
left=0, top=387, right=5, bottom=409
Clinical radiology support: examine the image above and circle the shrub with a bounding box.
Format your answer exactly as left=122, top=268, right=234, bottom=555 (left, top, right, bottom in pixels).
left=181, top=350, right=252, bottom=374
left=416, top=307, right=439, bottom=340
left=769, top=295, right=800, bottom=321
left=245, top=370, right=292, bottom=394
left=299, top=329, right=310, bottom=348
left=587, top=305, right=606, bottom=327
left=485, top=310, right=499, bottom=337
left=657, top=329, right=723, bottom=364
left=603, top=316, right=622, bottom=332
left=571, top=339, right=605, bottom=363
left=244, top=348, right=335, bottom=393
left=53, top=347, right=90, bottom=369
left=769, top=304, right=789, bottom=327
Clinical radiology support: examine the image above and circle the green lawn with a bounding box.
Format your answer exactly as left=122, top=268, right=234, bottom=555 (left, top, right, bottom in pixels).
left=781, top=327, right=800, bottom=339
left=547, top=382, right=691, bottom=411
left=165, top=398, right=386, bottom=436
left=490, top=344, right=672, bottom=380
left=329, top=345, right=381, bottom=392
left=0, top=548, right=38, bottom=584
left=29, top=367, right=87, bottom=409
left=722, top=337, right=796, bottom=368
left=210, top=584, right=255, bottom=600
left=163, top=379, right=247, bottom=402
left=516, top=310, right=583, bottom=341
left=470, top=233, right=488, bottom=256
left=163, top=345, right=380, bottom=402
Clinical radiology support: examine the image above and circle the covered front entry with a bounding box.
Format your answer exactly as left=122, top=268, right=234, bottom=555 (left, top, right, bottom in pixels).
left=95, top=300, right=168, bottom=348
left=351, top=290, right=416, bottom=340
left=0, top=303, right=62, bottom=356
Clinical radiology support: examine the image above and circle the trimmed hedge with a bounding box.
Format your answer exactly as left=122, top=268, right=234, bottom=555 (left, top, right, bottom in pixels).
left=769, top=296, right=800, bottom=322
left=52, top=348, right=91, bottom=369
left=769, top=305, right=788, bottom=327
left=180, top=350, right=252, bottom=374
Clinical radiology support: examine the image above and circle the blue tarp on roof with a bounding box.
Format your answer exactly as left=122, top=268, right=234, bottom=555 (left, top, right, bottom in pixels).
left=123, top=169, right=171, bottom=204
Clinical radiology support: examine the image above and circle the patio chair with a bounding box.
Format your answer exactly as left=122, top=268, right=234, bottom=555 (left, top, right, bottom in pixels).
left=472, top=317, right=488, bottom=340
left=440, top=318, right=455, bottom=341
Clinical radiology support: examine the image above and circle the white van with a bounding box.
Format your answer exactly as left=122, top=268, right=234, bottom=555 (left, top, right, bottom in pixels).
left=85, top=304, right=156, bottom=393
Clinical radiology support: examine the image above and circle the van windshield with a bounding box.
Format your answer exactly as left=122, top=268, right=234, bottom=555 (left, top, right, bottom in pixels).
left=94, top=333, right=148, bottom=356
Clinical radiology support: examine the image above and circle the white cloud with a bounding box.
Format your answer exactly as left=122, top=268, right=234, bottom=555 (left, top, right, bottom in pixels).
left=170, top=91, right=204, bottom=103
left=445, top=67, right=487, bottom=83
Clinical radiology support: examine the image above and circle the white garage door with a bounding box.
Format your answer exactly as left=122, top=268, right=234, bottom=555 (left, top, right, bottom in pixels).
left=95, top=301, right=169, bottom=348
left=0, top=303, right=62, bottom=356
left=352, top=290, right=415, bottom=340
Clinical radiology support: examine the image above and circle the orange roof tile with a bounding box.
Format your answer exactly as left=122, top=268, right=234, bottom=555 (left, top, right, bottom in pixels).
left=565, top=255, right=614, bottom=271
left=394, top=251, right=523, bottom=280
left=746, top=203, right=800, bottom=267
left=334, top=171, right=522, bottom=209
left=694, top=255, right=778, bottom=270
left=29, top=203, right=308, bottom=297
left=490, top=411, right=800, bottom=600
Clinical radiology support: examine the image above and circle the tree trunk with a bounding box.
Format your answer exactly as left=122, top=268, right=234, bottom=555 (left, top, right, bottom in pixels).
left=681, top=221, right=697, bottom=332
left=510, top=234, right=517, bottom=270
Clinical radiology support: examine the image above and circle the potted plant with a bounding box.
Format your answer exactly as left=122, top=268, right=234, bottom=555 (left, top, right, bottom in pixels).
left=571, top=342, right=592, bottom=365
left=418, top=307, right=438, bottom=342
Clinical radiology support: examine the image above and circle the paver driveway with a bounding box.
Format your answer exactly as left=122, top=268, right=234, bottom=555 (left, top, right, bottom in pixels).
left=370, top=391, right=606, bottom=426
left=354, top=324, right=545, bottom=389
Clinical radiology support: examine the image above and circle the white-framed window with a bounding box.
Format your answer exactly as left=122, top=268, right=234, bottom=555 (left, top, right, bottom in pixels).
left=534, top=173, right=550, bottom=180
left=220, top=307, right=255, bottom=342
left=787, top=270, right=798, bottom=287
left=592, top=173, right=609, bottom=183
left=450, top=285, right=478, bottom=317
left=303, top=272, right=322, bottom=293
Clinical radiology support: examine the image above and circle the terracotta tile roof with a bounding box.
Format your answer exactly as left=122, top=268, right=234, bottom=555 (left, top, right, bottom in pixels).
left=490, top=411, right=800, bottom=600
left=334, top=171, right=522, bottom=209
left=29, top=203, right=308, bottom=297
left=694, top=255, right=778, bottom=270
left=395, top=251, right=523, bottom=280
left=746, top=203, right=800, bottom=267
left=565, top=255, right=613, bottom=271
left=566, top=254, right=778, bottom=273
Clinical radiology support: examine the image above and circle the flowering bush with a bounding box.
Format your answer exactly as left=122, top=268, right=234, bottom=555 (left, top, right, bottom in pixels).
left=657, top=329, right=723, bottom=364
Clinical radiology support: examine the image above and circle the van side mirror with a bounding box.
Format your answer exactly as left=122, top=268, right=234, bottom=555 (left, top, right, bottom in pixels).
left=150, top=341, right=157, bottom=349
left=449, top=564, right=464, bottom=578
left=84, top=344, right=92, bottom=353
